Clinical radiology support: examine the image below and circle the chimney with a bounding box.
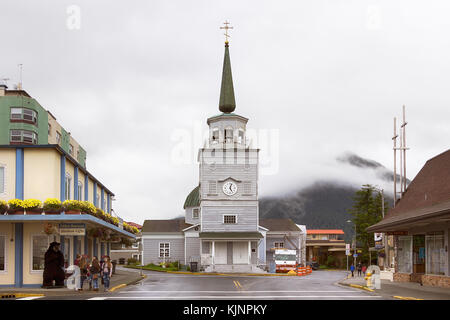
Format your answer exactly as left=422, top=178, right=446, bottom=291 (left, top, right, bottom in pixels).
left=0, top=83, right=7, bottom=96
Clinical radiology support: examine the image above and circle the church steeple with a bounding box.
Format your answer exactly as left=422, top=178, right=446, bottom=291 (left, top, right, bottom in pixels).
left=219, top=22, right=236, bottom=113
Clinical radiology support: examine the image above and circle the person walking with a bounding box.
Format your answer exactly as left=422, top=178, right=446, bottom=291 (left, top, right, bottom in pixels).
left=350, top=264, right=355, bottom=277
left=74, top=254, right=81, bottom=266
left=102, top=256, right=113, bottom=292
left=362, top=264, right=367, bottom=277
left=89, top=256, right=101, bottom=291
left=78, top=256, right=88, bottom=291
left=357, top=262, right=362, bottom=277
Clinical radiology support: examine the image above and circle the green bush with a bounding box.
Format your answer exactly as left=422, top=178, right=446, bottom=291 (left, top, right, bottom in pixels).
left=127, top=258, right=139, bottom=265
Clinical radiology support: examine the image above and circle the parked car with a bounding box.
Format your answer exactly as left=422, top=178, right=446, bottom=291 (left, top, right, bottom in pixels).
left=306, top=261, right=320, bottom=270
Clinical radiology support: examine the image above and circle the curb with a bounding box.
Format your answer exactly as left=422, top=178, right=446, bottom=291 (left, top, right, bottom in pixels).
left=109, top=274, right=147, bottom=293
left=124, top=266, right=312, bottom=277
left=338, top=282, right=374, bottom=292
left=393, top=296, right=424, bottom=300
left=0, top=293, right=45, bottom=299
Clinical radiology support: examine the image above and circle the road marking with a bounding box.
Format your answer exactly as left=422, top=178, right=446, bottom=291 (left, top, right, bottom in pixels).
left=89, top=295, right=382, bottom=300
left=109, top=284, right=127, bottom=292
left=393, top=296, right=424, bottom=300
left=119, top=290, right=358, bottom=293
left=17, top=296, right=44, bottom=300
left=233, top=280, right=243, bottom=289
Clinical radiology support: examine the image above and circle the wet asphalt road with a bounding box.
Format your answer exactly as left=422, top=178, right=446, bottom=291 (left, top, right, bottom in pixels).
left=29, top=269, right=383, bottom=300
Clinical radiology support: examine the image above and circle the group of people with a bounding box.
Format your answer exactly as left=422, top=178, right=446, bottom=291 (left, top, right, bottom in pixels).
left=42, top=241, right=114, bottom=292
left=74, top=254, right=114, bottom=292
left=350, top=262, right=367, bottom=277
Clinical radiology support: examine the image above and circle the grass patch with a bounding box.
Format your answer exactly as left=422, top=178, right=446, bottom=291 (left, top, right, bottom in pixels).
left=125, top=264, right=179, bottom=272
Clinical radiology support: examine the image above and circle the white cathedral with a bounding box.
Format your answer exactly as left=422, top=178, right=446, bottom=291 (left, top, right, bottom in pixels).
left=142, top=34, right=306, bottom=273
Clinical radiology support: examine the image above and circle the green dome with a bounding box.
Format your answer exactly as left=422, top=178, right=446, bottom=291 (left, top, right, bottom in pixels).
left=183, top=185, right=200, bottom=209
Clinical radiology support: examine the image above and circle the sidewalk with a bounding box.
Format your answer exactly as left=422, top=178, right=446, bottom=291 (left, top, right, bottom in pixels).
left=338, top=273, right=450, bottom=300
left=0, top=266, right=144, bottom=298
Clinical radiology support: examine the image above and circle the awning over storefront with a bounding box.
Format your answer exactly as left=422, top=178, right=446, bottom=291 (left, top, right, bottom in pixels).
left=199, top=232, right=263, bottom=239
left=0, top=214, right=136, bottom=239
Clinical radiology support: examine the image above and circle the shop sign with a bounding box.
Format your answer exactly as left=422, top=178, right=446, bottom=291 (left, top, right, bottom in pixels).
left=345, top=243, right=350, bottom=255
left=386, top=231, right=408, bottom=236
left=59, top=223, right=86, bottom=236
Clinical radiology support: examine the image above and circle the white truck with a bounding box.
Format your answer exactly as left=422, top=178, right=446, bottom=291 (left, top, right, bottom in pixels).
left=274, top=249, right=297, bottom=273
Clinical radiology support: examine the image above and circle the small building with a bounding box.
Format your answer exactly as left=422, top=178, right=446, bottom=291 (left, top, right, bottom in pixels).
left=368, top=149, right=450, bottom=288
left=0, top=87, right=136, bottom=288
left=110, top=222, right=142, bottom=264
left=306, top=229, right=346, bottom=267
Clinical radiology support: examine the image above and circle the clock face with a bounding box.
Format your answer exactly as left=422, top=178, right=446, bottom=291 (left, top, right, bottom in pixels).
left=222, top=181, right=237, bottom=196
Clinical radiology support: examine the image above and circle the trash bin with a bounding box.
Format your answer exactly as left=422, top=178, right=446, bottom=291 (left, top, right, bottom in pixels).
left=119, top=258, right=125, bottom=265
left=190, top=262, right=198, bottom=272
left=112, top=260, right=117, bottom=274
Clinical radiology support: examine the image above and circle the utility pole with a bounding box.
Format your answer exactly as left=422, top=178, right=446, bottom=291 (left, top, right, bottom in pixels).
left=401, top=105, right=408, bottom=192
left=392, top=117, right=398, bottom=206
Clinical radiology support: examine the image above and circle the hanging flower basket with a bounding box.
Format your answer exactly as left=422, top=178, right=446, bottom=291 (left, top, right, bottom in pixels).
left=43, top=223, right=58, bottom=235
left=88, top=228, right=103, bottom=238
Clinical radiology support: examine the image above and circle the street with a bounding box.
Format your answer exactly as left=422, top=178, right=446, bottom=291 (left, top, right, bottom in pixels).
left=30, top=269, right=383, bottom=300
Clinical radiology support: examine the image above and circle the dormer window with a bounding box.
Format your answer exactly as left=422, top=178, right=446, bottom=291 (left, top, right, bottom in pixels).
left=212, top=128, right=219, bottom=143
left=192, top=208, right=200, bottom=219
left=225, top=128, right=233, bottom=143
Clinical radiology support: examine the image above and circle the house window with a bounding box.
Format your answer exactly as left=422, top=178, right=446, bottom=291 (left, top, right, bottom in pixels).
left=243, top=181, right=252, bottom=194
left=0, top=166, right=5, bottom=194
left=238, top=129, right=245, bottom=144
left=48, top=123, right=51, bottom=135
left=69, top=144, right=74, bottom=155
left=192, top=208, right=199, bottom=219
left=208, top=181, right=217, bottom=194
left=398, top=236, right=412, bottom=274
left=77, top=181, right=83, bottom=201
left=65, top=173, right=72, bottom=200
left=10, top=107, right=37, bottom=124
left=132, top=241, right=139, bottom=249
left=32, top=235, right=49, bottom=271
left=10, top=129, right=38, bottom=144
left=159, top=243, right=170, bottom=258
left=96, top=194, right=100, bottom=207
left=0, top=235, right=5, bottom=271
left=426, top=232, right=445, bottom=275
left=212, top=128, right=219, bottom=143
left=274, top=242, right=284, bottom=249
left=225, top=128, right=233, bottom=143
left=56, top=131, right=61, bottom=144
left=223, top=215, right=237, bottom=224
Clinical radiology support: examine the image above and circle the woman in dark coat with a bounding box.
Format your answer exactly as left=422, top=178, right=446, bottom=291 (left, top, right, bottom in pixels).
left=42, top=242, right=66, bottom=288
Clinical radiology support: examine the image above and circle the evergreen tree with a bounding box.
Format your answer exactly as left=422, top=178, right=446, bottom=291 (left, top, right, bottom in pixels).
left=347, top=184, right=383, bottom=264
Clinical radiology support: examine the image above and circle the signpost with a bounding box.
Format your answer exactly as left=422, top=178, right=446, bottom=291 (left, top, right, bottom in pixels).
left=59, top=223, right=86, bottom=236
left=346, top=244, right=350, bottom=271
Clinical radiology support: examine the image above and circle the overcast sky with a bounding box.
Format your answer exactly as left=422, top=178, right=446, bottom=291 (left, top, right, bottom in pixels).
left=1, top=0, right=449, bottom=224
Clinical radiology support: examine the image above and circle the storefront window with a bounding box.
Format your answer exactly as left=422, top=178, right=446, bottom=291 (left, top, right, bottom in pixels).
left=32, top=235, right=49, bottom=271
left=426, top=232, right=445, bottom=275
left=0, top=235, right=5, bottom=271
left=397, top=236, right=412, bottom=273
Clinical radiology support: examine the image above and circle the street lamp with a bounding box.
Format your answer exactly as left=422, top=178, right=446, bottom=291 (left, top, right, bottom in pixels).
left=347, top=220, right=356, bottom=269
left=372, top=186, right=386, bottom=269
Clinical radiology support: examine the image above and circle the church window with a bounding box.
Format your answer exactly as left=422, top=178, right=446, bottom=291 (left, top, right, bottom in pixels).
left=212, top=128, right=219, bottom=143
left=223, top=215, right=237, bottom=224
left=238, top=129, right=245, bottom=144
left=208, top=181, right=217, bottom=194
left=192, top=208, right=200, bottom=219
left=225, top=128, right=233, bottom=143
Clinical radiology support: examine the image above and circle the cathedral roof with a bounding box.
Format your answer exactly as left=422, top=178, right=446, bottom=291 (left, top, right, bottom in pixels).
left=183, top=185, right=200, bottom=209
left=219, top=42, right=236, bottom=113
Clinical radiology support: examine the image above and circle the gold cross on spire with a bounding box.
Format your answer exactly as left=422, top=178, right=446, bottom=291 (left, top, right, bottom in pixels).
left=220, top=20, right=233, bottom=44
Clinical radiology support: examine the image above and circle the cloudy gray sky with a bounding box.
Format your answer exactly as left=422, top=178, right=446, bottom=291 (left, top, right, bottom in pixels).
left=1, top=0, right=449, bottom=224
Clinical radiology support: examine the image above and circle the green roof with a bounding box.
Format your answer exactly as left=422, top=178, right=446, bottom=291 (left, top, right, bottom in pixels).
left=219, top=43, right=236, bottom=113
left=183, top=185, right=200, bottom=209
left=199, top=232, right=263, bottom=239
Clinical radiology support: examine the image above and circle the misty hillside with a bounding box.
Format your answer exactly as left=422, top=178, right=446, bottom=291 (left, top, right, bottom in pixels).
left=260, top=153, right=398, bottom=242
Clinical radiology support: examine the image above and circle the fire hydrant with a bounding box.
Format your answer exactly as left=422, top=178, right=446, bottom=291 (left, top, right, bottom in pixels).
left=365, top=272, right=373, bottom=289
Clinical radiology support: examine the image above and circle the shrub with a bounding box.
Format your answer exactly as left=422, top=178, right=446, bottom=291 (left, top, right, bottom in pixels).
left=23, top=199, right=42, bottom=209
left=63, top=200, right=83, bottom=211
left=127, top=258, right=139, bottom=265
left=43, top=198, right=62, bottom=211
left=8, top=199, right=24, bottom=210
left=0, top=200, right=8, bottom=213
